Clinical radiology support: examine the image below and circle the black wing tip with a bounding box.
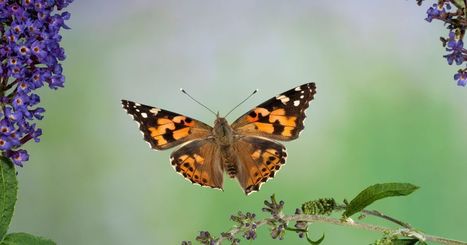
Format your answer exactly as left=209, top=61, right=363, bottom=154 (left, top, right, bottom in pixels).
left=121, top=99, right=131, bottom=103
left=121, top=99, right=134, bottom=108
left=305, top=82, right=317, bottom=92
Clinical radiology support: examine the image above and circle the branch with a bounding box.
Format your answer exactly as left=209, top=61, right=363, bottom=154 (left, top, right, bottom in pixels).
left=215, top=214, right=466, bottom=245
left=335, top=205, right=413, bottom=229
left=186, top=188, right=467, bottom=245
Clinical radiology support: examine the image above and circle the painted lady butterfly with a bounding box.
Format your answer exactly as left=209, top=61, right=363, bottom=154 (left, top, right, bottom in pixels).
left=122, top=83, right=316, bottom=195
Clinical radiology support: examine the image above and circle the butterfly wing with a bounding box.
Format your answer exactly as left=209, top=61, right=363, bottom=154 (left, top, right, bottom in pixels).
left=122, top=100, right=213, bottom=150
left=170, top=139, right=223, bottom=190
left=231, top=82, right=316, bottom=141
left=233, top=136, right=287, bottom=195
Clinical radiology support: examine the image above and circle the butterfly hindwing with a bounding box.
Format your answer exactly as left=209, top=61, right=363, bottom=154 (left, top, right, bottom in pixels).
left=170, top=139, right=224, bottom=189
left=121, top=100, right=213, bottom=150
left=231, top=82, right=316, bottom=141
left=233, top=136, right=287, bottom=195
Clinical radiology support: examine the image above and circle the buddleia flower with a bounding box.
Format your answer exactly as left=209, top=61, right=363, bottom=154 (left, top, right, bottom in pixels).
left=0, top=0, right=73, bottom=166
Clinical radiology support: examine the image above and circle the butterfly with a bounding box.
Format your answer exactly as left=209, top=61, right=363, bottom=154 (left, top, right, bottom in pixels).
left=121, top=82, right=316, bottom=195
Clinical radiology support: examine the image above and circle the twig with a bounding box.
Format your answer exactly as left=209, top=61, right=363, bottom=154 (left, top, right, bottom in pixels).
left=335, top=205, right=413, bottom=229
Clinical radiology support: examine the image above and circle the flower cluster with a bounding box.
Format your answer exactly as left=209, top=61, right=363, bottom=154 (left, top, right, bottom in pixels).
left=417, top=0, right=467, bottom=87
left=0, top=0, right=72, bottom=166
left=194, top=231, right=217, bottom=245
left=230, top=211, right=257, bottom=240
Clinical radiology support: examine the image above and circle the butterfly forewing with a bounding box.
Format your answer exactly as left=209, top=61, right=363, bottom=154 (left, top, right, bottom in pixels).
left=231, top=82, right=316, bottom=141
left=121, top=100, right=213, bottom=150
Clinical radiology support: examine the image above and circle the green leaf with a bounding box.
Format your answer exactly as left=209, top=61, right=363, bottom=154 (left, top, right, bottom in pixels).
left=306, top=233, right=325, bottom=245
left=0, top=157, right=18, bottom=240
left=0, top=233, right=55, bottom=245
left=391, top=238, right=419, bottom=245
left=343, top=183, right=419, bottom=218
left=451, top=0, right=465, bottom=10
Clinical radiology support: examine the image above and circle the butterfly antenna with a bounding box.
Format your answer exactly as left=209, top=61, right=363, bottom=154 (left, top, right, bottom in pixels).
left=180, top=88, right=217, bottom=116
left=225, top=89, right=258, bottom=118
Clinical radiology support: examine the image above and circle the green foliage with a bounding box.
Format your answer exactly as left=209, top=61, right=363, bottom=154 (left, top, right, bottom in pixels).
left=306, top=233, right=324, bottom=245
left=0, top=233, right=55, bottom=245
left=0, top=158, right=56, bottom=245
left=343, top=183, right=419, bottom=218
left=301, top=198, right=336, bottom=216
left=185, top=186, right=466, bottom=244
left=451, top=0, right=466, bottom=9
left=0, top=158, right=17, bottom=240
left=373, top=235, right=426, bottom=245
left=392, top=239, right=427, bottom=245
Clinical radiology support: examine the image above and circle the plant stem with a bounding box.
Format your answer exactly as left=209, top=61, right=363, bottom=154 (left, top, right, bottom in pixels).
left=335, top=205, right=413, bottom=229
left=215, top=214, right=467, bottom=245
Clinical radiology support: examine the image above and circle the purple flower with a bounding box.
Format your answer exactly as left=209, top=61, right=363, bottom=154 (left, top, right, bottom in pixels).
left=447, top=31, right=463, bottom=50
left=8, top=149, right=29, bottom=166
left=0, top=119, right=14, bottom=135
left=0, top=136, right=13, bottom=151
left=30, top=41, right=47, bottom=60
left=444, top=31, right=464, bottom=65
left=49, top=74, right=65, bottom=89
left=0, top=0, right=73, bottom=166
left=418, top=1, right=467, bottom=88
left=31, top=107, right=45, bottom=120
left=425, top=3, right=449, bottom=22
left=454, top=70, right=467, bottom=87
left=5, top=107, right=22, bottom=122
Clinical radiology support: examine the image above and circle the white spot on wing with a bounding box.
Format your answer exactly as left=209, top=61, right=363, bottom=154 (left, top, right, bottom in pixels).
left=141, top=112, right=148, bottom=118
left=276, top=95, right=290, bottom=105
left=294, top=86, right=301, bottom=91
left=293, top=100, right=300, bottom=107
left=300, top=95, right=304, bottom=99
left=150, top=108, right=161, bottom=115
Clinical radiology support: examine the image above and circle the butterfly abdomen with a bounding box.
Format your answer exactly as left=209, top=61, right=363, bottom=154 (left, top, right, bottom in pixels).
left=226, top=164, right=237, bottom=178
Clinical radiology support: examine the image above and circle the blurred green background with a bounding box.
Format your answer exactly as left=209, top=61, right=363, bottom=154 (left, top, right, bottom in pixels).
left=8, top=1, right=467, bottom=244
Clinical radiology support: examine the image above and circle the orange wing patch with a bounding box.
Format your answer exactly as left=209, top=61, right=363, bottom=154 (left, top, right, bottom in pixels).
left=148, top=117, right=193, bottom=145
left=231, top=82, right=316, bottom=141
left=175, top=154, right=196, bottom=178
left=172, top=127, right=191, bottom=140
left=121, top=100, right=213, bottom=150
left=234, top=137, right=287, bottom=195
left=246, top=147, right=286, bottom=191
left=241, top=107, right=298, bottom=138
left=147, top=116, right=198, bottom=147
left=170, top=139, right=224, bottom=190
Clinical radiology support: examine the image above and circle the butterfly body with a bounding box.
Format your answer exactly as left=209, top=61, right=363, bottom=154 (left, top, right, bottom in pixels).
left=213, top=116, right=234, bottom=146
left=122, top=82, right=316, bottom=195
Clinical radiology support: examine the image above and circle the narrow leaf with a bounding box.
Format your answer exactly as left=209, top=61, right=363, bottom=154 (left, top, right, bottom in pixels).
left=0, top=157, right=18, bottom=240
left=343, top=183, right=419, bottom=218
left=0, top=232, right=55, bottom=245
left=306, top=233, right=325, bottom=245
left=391, top=238, right=420, bottom=245
left=452, top=0, right=466, bottom=9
